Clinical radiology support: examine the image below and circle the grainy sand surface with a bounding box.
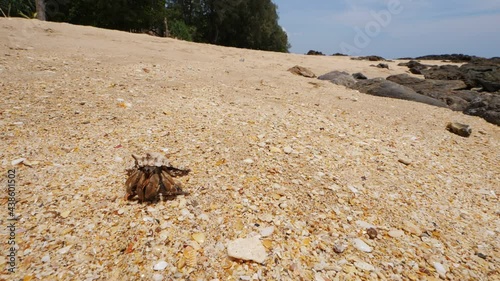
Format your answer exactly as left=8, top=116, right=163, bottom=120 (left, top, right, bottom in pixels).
left=0, top=18, right=498, bottom=280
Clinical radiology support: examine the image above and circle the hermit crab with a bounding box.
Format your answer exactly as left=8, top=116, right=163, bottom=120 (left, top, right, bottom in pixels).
left=125, top=153, right=191, bottom=202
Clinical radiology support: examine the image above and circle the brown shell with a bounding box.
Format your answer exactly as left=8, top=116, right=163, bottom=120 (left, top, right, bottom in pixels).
left=125, top=154, right=190, bottom=202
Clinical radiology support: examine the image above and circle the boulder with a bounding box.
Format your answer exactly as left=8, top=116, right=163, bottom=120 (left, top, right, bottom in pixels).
left=307, top=50, right=325, bottom=56
left=352, top=72, right=367, bottom=80
left=386, top=74, right=469, bottom=111
left=352, top=55, right=386, bottom=61
left=463, top=94, right=500, bottom=125
left=318, top=71, right=357, bottom=87
left=398, top=60, right=430, bottom=75
left=414, top=54, right=477, bottom=63
left=387, top=74, right=466, bottom=95
left=351, top=78, right=448, bottom=108
left=422, top=65, right=465, bottom=81
left=373, top=63, right=389, bottom=69
left=288, top=65, right=316, bottom=78
left=459, top=61, right=500, bottom=92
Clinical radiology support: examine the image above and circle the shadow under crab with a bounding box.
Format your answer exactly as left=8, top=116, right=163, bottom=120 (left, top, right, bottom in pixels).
left=125, top=153, right=191, bottom=202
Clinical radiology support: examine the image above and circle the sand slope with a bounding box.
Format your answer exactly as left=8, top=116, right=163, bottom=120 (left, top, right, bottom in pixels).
left=0, top=18, right=498, bottom=280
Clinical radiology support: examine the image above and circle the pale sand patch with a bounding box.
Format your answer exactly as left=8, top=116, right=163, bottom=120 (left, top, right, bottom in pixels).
left=0, top=18, right=498, bottom=280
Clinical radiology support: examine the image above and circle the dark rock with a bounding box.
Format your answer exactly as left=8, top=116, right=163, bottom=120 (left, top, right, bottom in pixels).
left=307, top=50, right=325, bottom=56
left=351, top=78, right=448, bottom=108
left=387, top=74, right=466, bottom=94
left=422, top=65, right=465, bottom=81
left=331, top=53, right=348, bottom=56
left=446, top=122, right=472, bottom=137
left=463, top=94, right=500, bottom=125
left=414, top=54, right=478, bottom=63
left=352, top=72, right=367, bottom=80
left=459, top=61, right=500, bottom=92
left=318, top=71, right=357, bottom=87
left=441, top=95, right=470, bottom=111
left=398, top=60, right=430, bottom=75
left=419, top=59, right=500, bottom=93
left=374, top=63, right=389, bottom=69
left=386, top=74, right=468, bottom=111
left=352, top=55, right=386, bottom=61
left=410, top=61, right=429, bottom=74
left=288, top=65, right=316, bottom=78
left=410, top=67, right=425, bottom=75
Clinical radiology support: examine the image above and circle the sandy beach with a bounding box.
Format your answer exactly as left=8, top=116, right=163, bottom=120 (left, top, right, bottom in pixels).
left=0, top=18, right=498, bottom=280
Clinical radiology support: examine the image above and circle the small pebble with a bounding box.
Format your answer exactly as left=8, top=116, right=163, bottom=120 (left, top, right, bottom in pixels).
left=352, top=238, right=373, bottom=253
left=60, top=210, right=71, bottom=218
left=269, top=146, right=281, bottom=153
left=192, top=232, right=206, bottom=244
left=58, top=246, right=72, bottom=255
left=398, top=158, right=412, bottom=166
left=367, top=228, right=378, bottom=239
left=152, top=274, right=163, bottom=281
left=41, top=255, right=50, bottom=263
left=388, top=229, right=405, bottom=238
left=314, top=273, right=326, bottom=281
left=11, top=158, right=26, bottom=165
left=198, top=213, right=209, bottom=221
left=153, top=261, right=169, bottom=271
left=227, top=236, right=267, bottom=263
left=259, top=213, right=273, bottom=222
left=180, top=208, right=191, bottom=217
left=402, top=221, right=422, bottom=236
left=475, top=252, right=487, bottom=259
left=283, top=146, right=293, bottom=154
left=243, top=158, right=254, bottom=164
left=355, top=220, right=375, bottom=229
left=354, top=261, right=375, bottom=271
left=433, top=262, right=447, bottom=279
left=260, top=226, right=275, bottom=237
left=333, top=243, right=346, bottom=253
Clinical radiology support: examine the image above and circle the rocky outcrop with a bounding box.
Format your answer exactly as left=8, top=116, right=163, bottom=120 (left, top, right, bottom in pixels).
left=318, top=71, right=357, bottom=87
left=459, top=60, right=500, bottom=92
left=306, top=50, right=325, bottom=56
left=407, top=58, right=500, bottom=93
left=316, top=64, right=500, bottom=125
left=351, top=78, right=447, bottom=107
left=351, top=56, right=386, bottom=61
left=414, top=54, right=478, bottom=63
left=352, top=72, right=367, bottom=80
left=464, top=94, right=500, bottom=125
left=372, top=63, right=389, bottom=69
left=398, top=54, right=478, bottom=63
left=422, top=65, right=465, bottom=81
left=397, top=60, right=429, bottom=74
left=386, top=74, right=467, bottom=110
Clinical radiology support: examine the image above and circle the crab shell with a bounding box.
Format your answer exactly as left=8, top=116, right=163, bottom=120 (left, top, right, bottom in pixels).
left=125, top=154, right=190, bottom=202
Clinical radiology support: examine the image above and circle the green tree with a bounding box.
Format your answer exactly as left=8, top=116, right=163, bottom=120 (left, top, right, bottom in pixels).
left=165, top=0, right=289, bottom=52
left=1, top=0, right=36, bottom=18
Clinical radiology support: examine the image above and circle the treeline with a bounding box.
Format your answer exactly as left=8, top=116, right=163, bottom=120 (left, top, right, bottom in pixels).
left=0, top=0, right=290, bottom=52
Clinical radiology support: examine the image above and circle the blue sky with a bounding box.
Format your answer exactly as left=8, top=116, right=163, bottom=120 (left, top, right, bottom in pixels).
left=273, top=0, right=500, bottom=58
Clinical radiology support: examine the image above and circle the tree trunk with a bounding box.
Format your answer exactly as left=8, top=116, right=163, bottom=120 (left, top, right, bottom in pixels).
left=35, top=0, right=46, bottom=20
left=164, top=17, right=170, bottom=37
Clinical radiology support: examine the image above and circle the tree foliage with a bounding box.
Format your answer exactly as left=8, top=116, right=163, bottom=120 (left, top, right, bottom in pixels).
left=166, top=0, right=289, bottom=52
left=0, top=0, right=290, bottom=52
left=0, top=0, right=37, bottom=18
